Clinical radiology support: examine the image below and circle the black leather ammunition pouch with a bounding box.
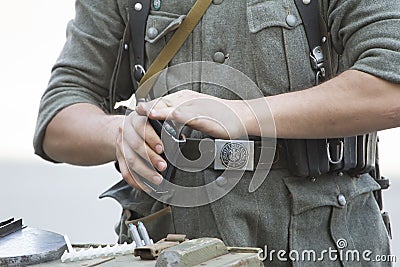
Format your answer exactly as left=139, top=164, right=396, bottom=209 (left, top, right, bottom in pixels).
left=284, top=132, right=378, bottom=178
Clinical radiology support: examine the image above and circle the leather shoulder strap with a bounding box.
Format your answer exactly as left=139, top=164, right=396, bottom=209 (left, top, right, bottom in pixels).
left=294, top=0, right=326, bottom=84
left=129, top=0, right=151, bottom=82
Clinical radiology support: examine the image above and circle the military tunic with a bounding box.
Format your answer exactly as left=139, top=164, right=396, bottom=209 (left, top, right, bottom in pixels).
left=34, top=0, right=400, bottom=266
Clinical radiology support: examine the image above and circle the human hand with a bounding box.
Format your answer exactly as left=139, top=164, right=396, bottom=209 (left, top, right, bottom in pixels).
left=115, top=111, right=167, bottom=191
left=135, top=90, right=251, bottom=140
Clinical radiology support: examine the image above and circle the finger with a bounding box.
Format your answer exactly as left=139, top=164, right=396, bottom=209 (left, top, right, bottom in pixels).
left=117, top=125, right=162, bottom=190
left=122, top=142, right=164, bottom=186
left=123, top=121, right=167, bottom=171
left=135, top=101, right=153, bottom=116
left=128, top=113, right=164, bottom=154
left=116, top=133, right=150, bottom=192
left=130, top=138, right=168, bottom=172
left=172, top=110, right=231, bottom=139
left=117, top=155, right=151, bottom=192
left=135, top=99, right=165, bottom=115
left=146, top=107, right=176, bottom=121
left=135, top=97, right=172, bottom=117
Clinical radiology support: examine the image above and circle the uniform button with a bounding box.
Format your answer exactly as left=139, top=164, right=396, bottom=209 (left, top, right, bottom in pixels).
left=302, top=0, right=311, bottom=4
left=213, top=52, right=226, bottom=64
left=213, top=0, right=224, bottom=4
left=134, top=3, right=143, bottom=11
left=286, top=14, right=297, bottom=27
left=147, top=27, right=159, bottom=39
left=215, top=176, right=228, bottom=187
left=337, top=194, right=347, bottom=206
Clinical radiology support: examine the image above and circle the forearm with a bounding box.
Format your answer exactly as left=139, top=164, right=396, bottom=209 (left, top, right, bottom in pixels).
left=246, top=70, right=400, bottom=138
left=43, top=103, right=124, bottom=165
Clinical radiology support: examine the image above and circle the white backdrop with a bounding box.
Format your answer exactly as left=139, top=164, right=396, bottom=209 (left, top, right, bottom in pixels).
left=0, top=0, right=399, bottom=260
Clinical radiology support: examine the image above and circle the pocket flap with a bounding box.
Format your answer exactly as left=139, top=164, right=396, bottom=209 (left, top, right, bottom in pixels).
left=247, top=1, right=302, bottom=33
left=284, top=174, right=381, bottom=215
left=145, top=11, right=186, bottom=43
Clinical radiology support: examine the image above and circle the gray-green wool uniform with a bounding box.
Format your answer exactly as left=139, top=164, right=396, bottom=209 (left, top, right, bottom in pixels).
left=34, top=0, right=400, bottom=266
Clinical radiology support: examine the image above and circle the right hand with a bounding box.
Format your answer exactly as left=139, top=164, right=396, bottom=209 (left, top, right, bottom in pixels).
left=115, top=111, right=167, bottom=191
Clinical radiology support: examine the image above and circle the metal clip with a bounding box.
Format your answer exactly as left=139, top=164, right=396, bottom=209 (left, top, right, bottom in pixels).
left=134, top=64, right=146, bottom=82
left=310, top=46, right=324, bottom=70
left=315, top=68, right=326, bottom=85
left=326, top=140, right=344, bottom=164
left=310, top=46, right=326, bottom=85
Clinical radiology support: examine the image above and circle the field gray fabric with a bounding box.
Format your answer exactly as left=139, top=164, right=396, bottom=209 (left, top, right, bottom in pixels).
left=33, top=0, right=399, bottom=265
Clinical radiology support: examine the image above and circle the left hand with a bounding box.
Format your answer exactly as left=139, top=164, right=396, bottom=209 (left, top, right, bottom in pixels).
left=135, top=90, right=250, bottom=139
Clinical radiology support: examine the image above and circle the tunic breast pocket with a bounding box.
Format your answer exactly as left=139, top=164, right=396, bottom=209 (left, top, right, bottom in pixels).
left=144, top=11, right=186, bottom=67
left=246, top=0, right=315, bottom=94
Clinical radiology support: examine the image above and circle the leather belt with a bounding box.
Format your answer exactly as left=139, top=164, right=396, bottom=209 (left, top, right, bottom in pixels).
left=173, top=138, right=288, bottom=171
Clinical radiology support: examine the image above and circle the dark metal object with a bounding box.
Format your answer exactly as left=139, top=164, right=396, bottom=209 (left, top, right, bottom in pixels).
left=0, top=227, right=67, bottom=266
left=0, top=218, right=23, bottom=238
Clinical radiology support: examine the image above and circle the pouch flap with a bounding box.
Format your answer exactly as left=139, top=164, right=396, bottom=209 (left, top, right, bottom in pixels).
left=284, top=174, right=380, bottom=215
left=145, top=11, right=186, bottom=43
left=247, top=0, right=302, bottom=33
left=99, top=179, right=160, bottom=216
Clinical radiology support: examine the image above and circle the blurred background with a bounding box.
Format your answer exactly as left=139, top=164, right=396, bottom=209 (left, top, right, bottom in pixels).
left=0, top=0, right=398, bottom=262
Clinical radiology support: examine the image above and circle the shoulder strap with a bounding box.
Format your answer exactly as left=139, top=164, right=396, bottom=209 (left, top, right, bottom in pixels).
left=294, top=0, right=326, bottom=85
left=135, top=0, right=213, bottom=100
left=129, top=0, right=151, bottom=82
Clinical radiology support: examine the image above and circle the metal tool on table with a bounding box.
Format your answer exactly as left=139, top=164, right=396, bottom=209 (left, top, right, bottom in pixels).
left=128, top=221, right=154, bottom=247
left=0, top=218, right=67, bottom=266
left=0, top=218, right=24, bottom=238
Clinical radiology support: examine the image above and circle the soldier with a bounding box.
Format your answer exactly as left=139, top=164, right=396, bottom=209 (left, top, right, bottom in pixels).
left=34, top=0, right=400, bottom=265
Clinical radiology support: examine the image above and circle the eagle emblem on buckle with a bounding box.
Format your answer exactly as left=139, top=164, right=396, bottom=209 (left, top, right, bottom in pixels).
left=220, top=142, right=249, bottom=169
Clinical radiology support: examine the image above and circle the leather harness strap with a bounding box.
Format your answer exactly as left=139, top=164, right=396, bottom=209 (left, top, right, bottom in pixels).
left=129, top=0, right=151, bottom=82
left=294, top=0, right=326, bottom=85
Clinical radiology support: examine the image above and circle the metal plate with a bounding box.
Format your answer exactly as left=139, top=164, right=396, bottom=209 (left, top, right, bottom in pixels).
left=0, top=227, right=67, bottom=266
left=0, top=218, right=23, bottom=238
left=214, top=139, right=254, bottom=171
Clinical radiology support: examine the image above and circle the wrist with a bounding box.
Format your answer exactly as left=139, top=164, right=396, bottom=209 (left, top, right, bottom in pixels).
left=229, top=100, right=258, bottom=137
left=231, top=98, right=276, bottom=138
left=103, top=114, right=125, bottom=161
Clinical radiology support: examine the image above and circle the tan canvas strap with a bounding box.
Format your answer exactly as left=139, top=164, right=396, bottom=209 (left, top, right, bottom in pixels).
left=135, top=0, right=212, bottom=100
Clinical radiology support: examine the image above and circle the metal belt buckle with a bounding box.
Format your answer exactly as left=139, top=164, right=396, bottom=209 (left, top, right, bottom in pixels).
left=214, top=139, right=254, bottom=171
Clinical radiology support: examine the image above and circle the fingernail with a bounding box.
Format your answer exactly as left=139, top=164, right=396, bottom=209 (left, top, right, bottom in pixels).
left=157, top=161, right=167, bottom=171
left=150, top=110, right=157, bottom=116
left=153, top=175, right=163, bottom=185
left=135, top=103, right=144, bottom=112
left=155, top=144, right=164, bottom=154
